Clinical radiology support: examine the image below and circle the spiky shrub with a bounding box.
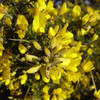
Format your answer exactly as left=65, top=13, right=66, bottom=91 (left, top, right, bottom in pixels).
left=0, top=0, right=100, bottom=99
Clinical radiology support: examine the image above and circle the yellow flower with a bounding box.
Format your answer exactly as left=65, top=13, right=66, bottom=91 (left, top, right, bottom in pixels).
left=64, top=32, right=74, bottom=39
left=51, top=95, right=57, bottom=100
left=32, top=14, right=39, bottom=32
left=14, top=0, right=19, bottom=2
left=18, top=74, right=27, bottom=85
left=48, top=27, right=56, bottom=38
left=82, top=61, right=94, bottom=72
left=54, top=25, right=59, bottom=34
left=5, top=79, right=10, bottom=85
left=66, top=71, right=81, bottom=83
left=86, top=6, right=94, bottom=15
left=9, top=81, right=14, bottom=90
left=35, top=73, right=40, bottom=80
left=57, top=58, right=70, bottom=67
left=5, top=18, right=12, bottom=26
left=33, top=2, right=39, bottom=15
left=16, top=30, right=26, bottom=39
left=0, top=43, right=4, bottom=56
left=72, top=5, right=81, bottom=18
left=62, top=81, right=71, bottom=88
left=81, top=28, right=87, bottom=35
left=58, top=2, right=70, bottom=15
left=42, top=85, right=49, bottom=94
left=21, top=57, right=25, bottom=61
left=82, top=14, right=89, bottom=25
left=53, top=88, right=62, bottom=95
left=18, top=44, right=27, bottom=54
left=43, top=94, right=50, bottom=100
left=58, top=91, right=67, bottom=99
left=40, top=66, right=50, bottom=83
left=65, top=58, right=82, bottom=72
left=43, top=1, right=57, bottom=15
left=0, top=13, right=4, bottom=20
left=0, top=54, right=11, bottom=86
left=89, top=15, right=97, bottom=23
left=94, top=90, right=100, bottom=99
left=90, top=28, right=94, bottom=34
left=13, top=81, right=20, bottom=91
left=92, top=33, right=98, bottom=41
left=50, top=66, right=61, bottom=84
left=38, top=0, right=46, bottom=11
left=90, top=85, right=95, bottom=90
left=16, top=15, right=28, bottom=30
left=32, top=13, right=46, bottom=34
left=57, top=23, right=69, bottom=36
left=87, top=48, right=93, bottom=55
left=0, top=5, right=5, bottom=20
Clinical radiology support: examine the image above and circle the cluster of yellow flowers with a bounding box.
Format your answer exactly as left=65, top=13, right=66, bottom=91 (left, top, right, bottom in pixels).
left=0, top=0, right=100, bottom=99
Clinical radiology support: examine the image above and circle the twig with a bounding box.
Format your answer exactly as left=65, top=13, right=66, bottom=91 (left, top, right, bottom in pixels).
left=83, top=38, right=100, bottom=46
left=24, top=87, right=30, bottom=99
left=90, top=71, right=97, bottom=91
left=8, top=39, right=30, bottom=43
left=15, top=57, right=24, bottom=62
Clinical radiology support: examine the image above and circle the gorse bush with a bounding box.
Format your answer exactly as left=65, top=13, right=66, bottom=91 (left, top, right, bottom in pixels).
left=0, top=0, right=100, bottom=100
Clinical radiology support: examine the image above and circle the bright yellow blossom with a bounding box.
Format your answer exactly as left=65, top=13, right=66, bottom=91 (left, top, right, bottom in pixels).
left=86, top=6, right=94, bottom=15
left=58, top=2, right=70, bottom=15
left=0, top=5, right=5, bottom=20
left=50, top=66, right=61, bottom=84
left=9, top=81, right=14, bottom=90
left=72, top=5, right=81, bottom=18
left=82, top=61, right=94, bottom=72
left=37, top=0, right=46, bottom=11
left=51, top=95, right=57, bottom=100
left=16, top=15, right=28, bottom=30
left=43, top=94, right=50, bottom=100
left=35, top=73, right=40, bottom=80
left=5, top=79, right=10, bottom=85
left=32, top=13, right=46, bottom=34
left=0, top=12, right=4, bottom=20
left=94, top=90, right=100, bottom=99
left=81, top=28, right=87, bottom=35
left=87, top=48, right=93, bottom=55
left=18, top=74, right=27, bottom=85
left=42, top=85, right=49, bottom=94
left=89, top=14, right=97, bottom=23
left=0, top=54, right=11, bottom=86
left=5, top=18, right=12, bottom=26
left=43, top=1, right=57, bottom=15
left=14, top=0, right=19, bottom=2
left=66, top=71, right=81, bottom=83
left=82, top=14, right=89, bottom=25
left=40, top=66, right=50, bottom=83
left=53, top=88, right=62, bottom=95
left=16, top=30, right=26, bottom=39
left=0, top=43, right=4, bottom=56
left=48, top=27, right=56, bottom=38
left=92, top=33, right=98, bottom=41
left=18, top=44, right=27, bottom=54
